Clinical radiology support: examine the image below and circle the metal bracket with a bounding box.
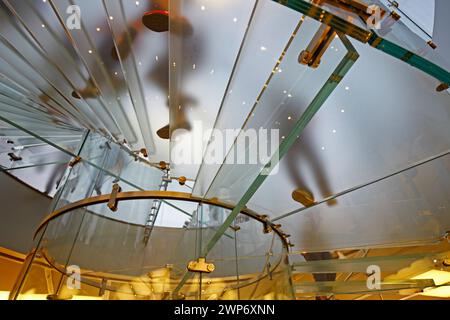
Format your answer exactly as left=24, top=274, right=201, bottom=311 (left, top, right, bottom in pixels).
left=187, top=258, right=215, bottom=273
left=230, top=225, right=241, bottom=232
left=177, top=176, right=187, bottom=186
left=427, top=41, right=437, bottom=50
left=437, top=83, right=449, bottom=92
left=259, top=215, right=272, bottom=234
left=159, top=161, right=168, bottom=170
left=107, top=183, right=122, bottom=212
left=312, top=0, right=386, bottom=24
left=140, top=148, right=148, bottom=158
left=292, top=188, right=315, bottom=207
left=7, top=152, right=22, bottom=162
left=389, top=1, right=399, bottom=8
left=311, top=0, right=402, bottom=39
left=299, top=24, right=336, bottom=69
left=69, top=156, right=82, bottom=167
left=131, top=148, right=149, bottom=159
left=273, top=224, right=282, bottom=230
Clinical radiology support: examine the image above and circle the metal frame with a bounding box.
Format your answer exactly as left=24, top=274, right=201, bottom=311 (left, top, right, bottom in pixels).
left=274, top=0, right=450, bottom=85
left=34, top=190, right=291, bottom=249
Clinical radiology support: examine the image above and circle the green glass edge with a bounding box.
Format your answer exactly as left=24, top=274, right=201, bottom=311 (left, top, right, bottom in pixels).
left=274, top=0, right=450, bottom=85
left=172, top=30, right=360, bottom=300
left=368, top=35, right=450, bottom=85
left=200, top=33, right=359, bottom=259
left=274, top=0, right=371, bottom=42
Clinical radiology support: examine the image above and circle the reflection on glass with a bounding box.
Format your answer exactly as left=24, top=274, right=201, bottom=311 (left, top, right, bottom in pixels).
left=276, top=152, right=450, bottom=252
left=14, top=203, right=292, bottom=300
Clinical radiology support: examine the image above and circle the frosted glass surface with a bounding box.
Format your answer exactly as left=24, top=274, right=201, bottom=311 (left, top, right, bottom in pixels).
left=249, top=38, right=450, bottom=218
left=276, top=152, right=450, bottom=252
left=169, top=0, right=299, bottom=181
left=203, top=18, right=349, bottom=205
left=0, top=0, right=172, bottom=161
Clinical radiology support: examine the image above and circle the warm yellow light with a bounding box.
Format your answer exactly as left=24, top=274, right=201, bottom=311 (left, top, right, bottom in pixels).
left=420, top=286, right=450, bottom=298
left=0, top=291, right=9, bottom=300
left=0, top=291, right=102, bottom=300
left=412, top=270, right=450, bottom=286
left=411, top=270, right=450, bottom=298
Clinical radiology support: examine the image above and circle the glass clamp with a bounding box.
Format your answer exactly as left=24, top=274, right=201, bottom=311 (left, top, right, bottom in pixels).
left=107, top=183, right=122, bottom=212
left=187, top=258, right=215, bottom=273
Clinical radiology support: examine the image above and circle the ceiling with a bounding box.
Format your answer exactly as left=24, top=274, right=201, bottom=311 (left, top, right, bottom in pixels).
left=0, top=0, right=449, bottom=253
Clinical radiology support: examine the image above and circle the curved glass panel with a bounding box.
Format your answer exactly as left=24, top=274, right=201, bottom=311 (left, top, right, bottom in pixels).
left=52, top=133, right=164, bottom=211
left=13, top=197, right=292, bottom=300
